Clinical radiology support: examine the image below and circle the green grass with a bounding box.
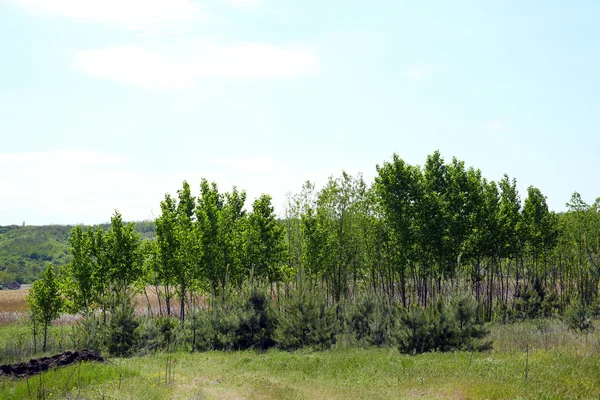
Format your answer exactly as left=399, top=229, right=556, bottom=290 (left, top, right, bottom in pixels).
left=2, top=320, right=600, bottom=399
left=0, top=323, right=77, bottom=364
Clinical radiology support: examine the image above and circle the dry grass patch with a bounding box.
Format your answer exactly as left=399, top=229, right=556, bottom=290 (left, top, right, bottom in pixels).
left=0, top=289, right=28, bottom=312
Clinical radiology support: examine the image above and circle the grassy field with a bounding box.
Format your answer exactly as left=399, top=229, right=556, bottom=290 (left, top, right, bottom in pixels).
left=1, top=320, right=600, bottom=399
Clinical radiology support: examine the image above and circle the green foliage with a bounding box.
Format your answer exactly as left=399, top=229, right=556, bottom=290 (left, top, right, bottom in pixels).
left=60, top=225, right=98, bottom=313
left=396, top=306, right=430, bottom=354
left=231, top=287, right=277, bottom=350
left=397, top=296, right=491, bottom=355
left=106, top=287, right=139, bottom=357
left=511, top=279, right=561, bottom=321
left=245, top=194, right=287, bottom=283
left=565, top=301, right=594, bottom=333
left=274, top=286, right=338, bottom=350
left=26, top=264, right=64, bottom=352
left=0, top=225, right=71, bottom=283
left=74, top=313, right=109, bottom=353
left=104, top=211, right=144, bottom=290
left=5, top=151, right=600, bottom=362
left=344, top=291, right=399, bottom=346
left=0, top=222, right=154, bottom=283
left=187, top=286, right=277, bottom=351
left=137, top=315, right=180, bottom=353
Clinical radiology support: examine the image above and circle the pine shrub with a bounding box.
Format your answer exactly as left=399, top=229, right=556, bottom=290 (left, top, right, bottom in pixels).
left=137, top=315, right=180, bottom=353
left=344, top=291, right=399, bottom=346
left=566, top=301, right=594, bottom=333
left=397, top=295, right=491, bottom=355
left=274, top=287, right=337, bottom=350
left=107, top=288, right=139, bottom=357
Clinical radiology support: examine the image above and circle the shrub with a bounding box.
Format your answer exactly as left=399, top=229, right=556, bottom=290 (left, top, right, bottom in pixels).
left=184, top=286, right=277, bottom=351
left=274, top=287, right=337, bottom=350
left=512, top=280, right=560, bottom=320
left=344, top=291, right=399, bottom=347
left=74, top=313, right=108, bottom=353
left=397, top=295, right=491, bottom=355
left=232, top=288, right=276, bottom=350
left=106, top=288, right=139, bottom=357
left=452, top=296, right=492, bottom=351
left=513, top=285, right=542, bottom=321
left=566, top=301, right=594, bottom=333
left=540, top=291, right=561, bottom=318
left=137, top=315, right=180, bottom=353
left=396, top=306, right=431, bottom=354
left=185, top=307, right=215, bottom=352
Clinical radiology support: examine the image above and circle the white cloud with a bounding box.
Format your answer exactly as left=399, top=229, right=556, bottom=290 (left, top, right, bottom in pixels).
left=73, top=43, right=319, bottom=88
left=406, top=67, right=430, bottom=80
left=10, top=0, right=316, bottom=87
left=73, top=46, right=195, bottom=89
left=9, top=0, right=205, bottom=31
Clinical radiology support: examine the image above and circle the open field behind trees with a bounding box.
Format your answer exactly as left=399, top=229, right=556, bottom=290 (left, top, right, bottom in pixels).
left=0, top=288, right=166, bottom=326
left=1, top=320, right=600, bottom=399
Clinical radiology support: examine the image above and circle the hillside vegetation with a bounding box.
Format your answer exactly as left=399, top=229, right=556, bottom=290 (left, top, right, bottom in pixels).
left=0, top=222, right=154, bottom=284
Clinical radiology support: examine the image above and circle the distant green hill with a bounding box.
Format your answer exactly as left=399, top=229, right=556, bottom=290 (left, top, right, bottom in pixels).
left=0, top=221, right=155, bottom=284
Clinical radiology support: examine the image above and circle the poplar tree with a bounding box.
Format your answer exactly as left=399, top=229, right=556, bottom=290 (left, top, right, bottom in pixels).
left=27, top=264, right=63, bottom=352
left=246, top=194, right=286, bottom=284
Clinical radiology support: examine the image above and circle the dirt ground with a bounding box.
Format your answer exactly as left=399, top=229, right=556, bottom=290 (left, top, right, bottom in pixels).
left=0, top=349, right=105, bottom=378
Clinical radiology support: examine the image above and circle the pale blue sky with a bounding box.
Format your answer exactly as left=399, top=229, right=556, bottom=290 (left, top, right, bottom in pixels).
left=1, top=0, right=598, bottom=225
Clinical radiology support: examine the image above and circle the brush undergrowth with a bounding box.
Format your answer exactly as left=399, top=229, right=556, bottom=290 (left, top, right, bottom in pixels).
left=2, top=322, right=600, bottom=400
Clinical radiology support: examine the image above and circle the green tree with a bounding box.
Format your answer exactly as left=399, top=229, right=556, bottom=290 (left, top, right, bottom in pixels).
left=522, top=186, right=559, bottom=285
left=246, top=194, right=286, bottom=284
left=104, top=210, right=143, bottom=291
left=220, top=187, right=248, bottom=287
left=196, top=179, right=224, bottom=293
left=155, top=193, right=179, bottom=316
left=175, top=181, right=198, bottom=321
left=375, top=154, right=422, bottom=304
left=61, top=225, right=95, bottom=314
left=26, top=264, right=63, bottom=352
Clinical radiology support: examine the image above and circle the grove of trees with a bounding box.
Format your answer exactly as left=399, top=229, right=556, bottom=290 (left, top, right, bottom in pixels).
left=26, top=151, right=600, bottom=355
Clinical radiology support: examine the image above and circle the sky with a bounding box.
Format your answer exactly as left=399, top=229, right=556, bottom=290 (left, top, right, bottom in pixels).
left=1, top=0, right=599, bottom=225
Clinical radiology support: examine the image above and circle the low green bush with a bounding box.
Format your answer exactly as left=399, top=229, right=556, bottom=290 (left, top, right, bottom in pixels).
left=565, top=301, right=594, bottom=333
left=344, top=291, right=399, bottom=347
left=274, top=287, right=337, bottom=350
left=397, top=295, right=491, bottom=355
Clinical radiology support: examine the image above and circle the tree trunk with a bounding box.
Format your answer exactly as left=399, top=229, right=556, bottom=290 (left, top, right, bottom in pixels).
left=43, top=323, right=48, bottom=352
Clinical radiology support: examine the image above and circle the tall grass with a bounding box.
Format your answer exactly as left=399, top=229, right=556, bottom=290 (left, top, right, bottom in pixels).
left=3, top=333, right=600, bottom=399
left=0, top=324, right=76, bottom=364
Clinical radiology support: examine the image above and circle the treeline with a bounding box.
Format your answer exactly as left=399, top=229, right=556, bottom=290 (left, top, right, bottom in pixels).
left=52, top=151, right=600, bottom=324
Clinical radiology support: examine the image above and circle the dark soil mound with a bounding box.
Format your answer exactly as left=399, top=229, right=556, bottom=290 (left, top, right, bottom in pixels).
left=0, top=349, right=105, bottom=378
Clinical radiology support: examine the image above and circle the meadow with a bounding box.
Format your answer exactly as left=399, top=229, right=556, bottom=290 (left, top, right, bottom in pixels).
left=1, top=315, right=600, bottom=399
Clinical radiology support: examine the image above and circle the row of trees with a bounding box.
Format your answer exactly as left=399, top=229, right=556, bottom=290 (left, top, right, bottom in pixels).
left=33, top=152, right=600, bottom=335
left=58, top=180, right=286, bottom=324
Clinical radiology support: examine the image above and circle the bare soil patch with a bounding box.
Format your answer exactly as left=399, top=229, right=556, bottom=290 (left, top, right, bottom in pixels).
left=0, top=349, right=105, bottom=378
